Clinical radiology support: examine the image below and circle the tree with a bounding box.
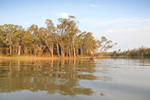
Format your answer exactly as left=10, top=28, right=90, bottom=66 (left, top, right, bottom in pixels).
left=2, top=24, right=18, bottom=55
left=38, top=27, right=48, bottom=56
left=54, top=30, right=60, bottom=57
left=57, top=16, right=80, bottom=57
left=13, top=25, right=25, bottom=55
left=57, top=18, right=68, bottom=57
left=97, top=36, right=116, bottom=56
left=21, top=31, right=34, bottom=55
left=39, top=19, right=56, bottom=57
left=27, top=24, right=39, bottom=56
left=75, top=31, right=86, bottom=56
left=0, top=16, right=116, bottom=57
left=83, top=32, right=97, bottom=56
left=0, top=25, right=7, bottom=54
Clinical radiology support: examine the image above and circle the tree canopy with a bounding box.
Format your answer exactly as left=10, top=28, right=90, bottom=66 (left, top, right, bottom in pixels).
left=0, top=16, right=115, bottom=57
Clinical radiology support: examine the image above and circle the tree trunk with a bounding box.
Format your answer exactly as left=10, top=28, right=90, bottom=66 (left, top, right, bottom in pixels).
left=56, top=43, right=60, bottom=57
left=80, top=46, right=83, bottom=56
left=87, top=49, right=88, bottom=55
left=76, top=49, right=79, bottom=57
left=10, top=44, right=12, bottom=55
left=24, top=46, right=27, bottom=55
left=51, top=49, right=53, bottom=57
left=60, top=38, right=64, bottom=57
left=69, top=48, right=71, bottom=57
left=72, top=37, right=76, bottom=57
left=30, top=49, right=32, bottom=55
left=50, top=44, right=54, bottom=58
left=50, top=47, right=53, bottom=58
left=6, top=47, right=8, bottom=55
left=61, top=47, right=64, bottom=57
left=1, top=48, right=3, bottom=54
left=70, top=44, right=73, bottom=57
left=66, top=47, right=68, bottom=57
left=41, top=46, right=46, bottom=56
left=91, top=50, right=95, bottom=59
left=39, top=45, right=42, bottom=56
left=9, top=37, right=12, bottom=55
left=73, top=48, right=76, bottom=57
left=34, top=48, right=37, bottom=57
left=24, top=46, right=26, bottom=54
left=0, top=48, right=2, bottom=54
left=18, top=45, right=21, bottom=56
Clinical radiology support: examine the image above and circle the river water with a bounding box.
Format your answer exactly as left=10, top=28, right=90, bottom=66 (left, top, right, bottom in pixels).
left=0, top=57, right=150, bottom=100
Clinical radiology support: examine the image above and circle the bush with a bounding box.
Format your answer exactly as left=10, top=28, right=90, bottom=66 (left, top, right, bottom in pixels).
left=6, top=53, right=11, bottom=56
left=1, top=54, right=6, bottom=56
left=12, top=54, right=18, bottom=57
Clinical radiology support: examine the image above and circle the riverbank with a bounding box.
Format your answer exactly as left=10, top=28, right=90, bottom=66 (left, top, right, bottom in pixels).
left=0, top=55, right=91, bottom=60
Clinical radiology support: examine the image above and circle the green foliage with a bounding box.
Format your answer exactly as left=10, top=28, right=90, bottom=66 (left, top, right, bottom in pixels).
left=11, top=54, right=18, bottom=57
left=6, top=53, right=11, bottom=56
left=20, top=54, right=28, bottom=57
left=0, top=54, right=5, bottom=56
left=109, top=46, right=150, bottom=57
left=0, top=16, right=115, bottom=57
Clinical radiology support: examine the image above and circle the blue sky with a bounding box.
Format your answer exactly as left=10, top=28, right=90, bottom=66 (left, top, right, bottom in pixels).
left=1, top=0, right=150, bottom=51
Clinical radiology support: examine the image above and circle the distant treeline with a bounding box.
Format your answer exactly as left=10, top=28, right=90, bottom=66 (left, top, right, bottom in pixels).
left=108, top=47, right=150, bottom=57
left=0, top=16, right=115, bottom=57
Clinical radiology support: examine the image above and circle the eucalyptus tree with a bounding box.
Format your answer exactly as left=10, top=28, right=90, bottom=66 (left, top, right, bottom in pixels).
left=38, top=27, right=48, bottom=56
left=0, top=25, right=7, bottom=54
left=57, top=18, right=68, bottom=57
left=67, top=16, right=80, bottom=57
left=39, top=19, right=56, bottom=57
left=97, top=36, right=117, bottom=56
left=21, top=31, right=34, bottom=55
left=13, top=25, right=25, bottom=55
left=98, top=36, right=116, bottom=52
left=57, top=16, right=80, bottom=57
left=0, top=16, right=116, bottom=57
left=27, top=24, right=39, bottom=56
left=75, top=31, right=86, bottom=56
left=54, top=30, right=60, bottom=57
left=83, top=32, right=97, bottom=56
left=2, top=24, right=18, bottom=55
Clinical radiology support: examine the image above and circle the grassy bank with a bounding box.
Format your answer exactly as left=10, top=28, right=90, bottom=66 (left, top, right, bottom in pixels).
left=0, top=55, right=91, bottom=60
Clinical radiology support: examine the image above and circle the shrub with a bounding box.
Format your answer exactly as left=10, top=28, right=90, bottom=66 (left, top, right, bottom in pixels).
left=6, top=53, right=11, bottom=56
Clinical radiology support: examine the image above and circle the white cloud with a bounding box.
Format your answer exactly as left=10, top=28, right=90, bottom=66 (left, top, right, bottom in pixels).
left=42, top=17, right=47, bottom=19
left=87, top=18, right=150, bottom=30
left=93, top=32, right=99, bottom=34
left=102, top=26, right=150, bottom=51
left=93, top=18, right=131, bottom=27
left=90, top=4, right=98, bottom=7
left=79, top=18, right=89, bottom=22
left=79, top=17, right=150, bottom=51
left=24, top=22, right=30, bottom=25
left=56, top=13, right=69, bottom=18
left=43, top=21, right=45, bottom=23
left=117, top=18, right=150, bottom=28
left=103, top=26, right=150, bottom=34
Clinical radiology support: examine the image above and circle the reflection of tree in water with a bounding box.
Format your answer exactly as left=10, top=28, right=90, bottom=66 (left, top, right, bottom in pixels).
left=0, top=59, right=111, bottom=96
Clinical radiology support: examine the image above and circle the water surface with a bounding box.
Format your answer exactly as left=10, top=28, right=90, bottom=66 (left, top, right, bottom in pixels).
left=0, top=58, right=150, bottom=100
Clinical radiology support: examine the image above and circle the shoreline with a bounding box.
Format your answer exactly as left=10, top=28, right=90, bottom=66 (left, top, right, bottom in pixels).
left=1, top=55, right=149, bottom=61
left=0, top=56, right=91, bottom=60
